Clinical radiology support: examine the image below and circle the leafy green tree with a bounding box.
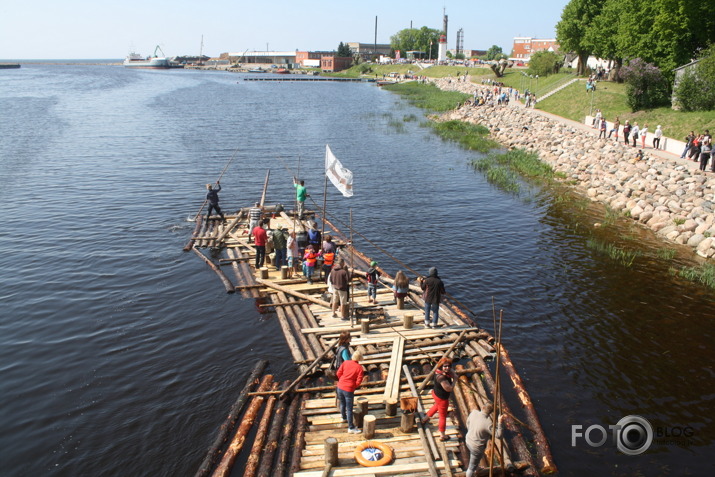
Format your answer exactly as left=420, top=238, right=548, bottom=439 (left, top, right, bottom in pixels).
left=619, top=58, right=670, bottom=111
left=674, top=45, right=715, bottom=111
left=556, top=0, right=605, bottom=75
left=528, top=51, right=562, bottom=77
left=486, top=45, right=503, bottom=61
left=390, top=27, right=442, bottom=58
left=336, top=42, right=351, bottom=57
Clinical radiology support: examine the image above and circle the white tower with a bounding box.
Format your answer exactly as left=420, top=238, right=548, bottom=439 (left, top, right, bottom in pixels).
left=437, top=34, right=447, bottom=62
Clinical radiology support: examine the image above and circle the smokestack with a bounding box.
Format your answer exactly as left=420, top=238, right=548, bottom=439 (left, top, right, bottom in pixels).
left=374, top=16, right=378, bottom=54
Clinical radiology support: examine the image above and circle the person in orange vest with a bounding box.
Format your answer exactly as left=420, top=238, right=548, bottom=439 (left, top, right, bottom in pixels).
left=320, top=249, right=335, bottom=282
left=303, top=244, right=318, bottom=284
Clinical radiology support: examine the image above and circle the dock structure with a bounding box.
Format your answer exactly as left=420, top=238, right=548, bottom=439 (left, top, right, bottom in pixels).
left=242, top=76, right=373, bottom=82
left=187, top=202, right=555, bottom=477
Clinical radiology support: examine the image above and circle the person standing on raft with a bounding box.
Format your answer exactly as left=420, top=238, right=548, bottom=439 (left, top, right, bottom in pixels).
left=293, top=177, right=308, bottom=219
left=465, top=403, right=504, bottom=477
left=422, top=356, right=456, bottom=441
left=205, top=182, right=226, bottom=222
left=420, top=267, right=445, bottom=328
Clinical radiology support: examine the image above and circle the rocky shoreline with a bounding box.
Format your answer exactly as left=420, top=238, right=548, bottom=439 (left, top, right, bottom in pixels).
left=430, top=77, right=715, bottom=259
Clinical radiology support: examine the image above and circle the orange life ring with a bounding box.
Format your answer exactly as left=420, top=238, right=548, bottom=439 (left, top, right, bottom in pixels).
left=354, top=440, right=394, bottom=467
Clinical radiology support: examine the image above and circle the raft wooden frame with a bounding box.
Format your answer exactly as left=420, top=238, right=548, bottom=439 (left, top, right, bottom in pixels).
left=186, top=200, right=556, bottom=477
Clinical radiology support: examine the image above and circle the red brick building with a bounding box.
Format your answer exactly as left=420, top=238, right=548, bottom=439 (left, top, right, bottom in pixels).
left=320, top=56, right=353, bottom=72
left=511, top=37, right=559, bottom=62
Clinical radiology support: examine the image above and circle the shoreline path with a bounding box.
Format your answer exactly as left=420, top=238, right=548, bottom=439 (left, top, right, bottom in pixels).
left=428, top=76, right=715, bottom=259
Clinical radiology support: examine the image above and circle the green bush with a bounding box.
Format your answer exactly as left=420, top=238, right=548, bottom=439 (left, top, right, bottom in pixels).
left=674, top=45, right=715, bottom=112
left=527, top=51, right=562, bottom=77
left=619, top=58, right=670, bottom=111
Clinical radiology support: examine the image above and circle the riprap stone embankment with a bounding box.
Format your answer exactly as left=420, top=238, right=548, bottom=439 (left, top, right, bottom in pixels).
left=430, top=77, right=715, bottom=259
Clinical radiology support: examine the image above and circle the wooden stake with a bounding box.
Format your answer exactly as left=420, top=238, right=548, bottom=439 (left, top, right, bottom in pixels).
left=364, top=414, right=377, bottom=438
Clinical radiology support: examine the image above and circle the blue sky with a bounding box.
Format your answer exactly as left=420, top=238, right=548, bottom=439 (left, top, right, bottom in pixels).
left=0, top=0, right=568, bottom=59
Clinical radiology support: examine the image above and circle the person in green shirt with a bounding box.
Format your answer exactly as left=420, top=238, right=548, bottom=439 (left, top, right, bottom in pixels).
left=293, top=177, right=308, bottom=219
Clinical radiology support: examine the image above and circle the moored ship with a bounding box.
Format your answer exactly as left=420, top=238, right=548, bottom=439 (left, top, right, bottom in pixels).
left=123, top=46, right=170, bottom=69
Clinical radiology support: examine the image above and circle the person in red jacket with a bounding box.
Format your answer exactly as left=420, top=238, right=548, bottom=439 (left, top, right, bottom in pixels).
left=336, top=350, right=365, bottom=434
left=422, top=356, right=455, bottom=441
left=252, top=220, right=267, bottom=268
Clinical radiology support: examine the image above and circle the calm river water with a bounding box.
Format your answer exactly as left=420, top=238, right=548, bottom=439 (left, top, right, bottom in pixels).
left=1, top=65, right=713, bottom=477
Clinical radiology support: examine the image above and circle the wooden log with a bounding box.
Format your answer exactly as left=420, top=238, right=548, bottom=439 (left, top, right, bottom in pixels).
left=385, top=398, right=398, bottom=417
left=184, top=215, right=204, bottom=251
left=275, top=294, right=316, bottom=362
left=255, top=380, right=291, bottom=477
left=224, top=248, right=251, bottom=298
left=192, top=247, right=235, bottom=293
left=360, top=318, right=369, bottom=334
left=472, top=356, right=538, bottom=477
left=497, top=344, right=557, bottom=474
left=232, top=246, right=260, bottom=298
left=271, top=299, right=307, bottom=365
left=194, top=360, right=268, bottom=477
left=259, top=267, right=269, bottom=279
left=280, top=293, right=323, bottom=359
left=320, top=464, right=333, bottom=477
left=211, top=374, right=274, bottom=477
left=402, top=365, right=439, bottom=477
left=214, top=211, right=244, bottom=244
left=400, top=410, right=416, bottom=433
left=244, top=382, right=280, bottom=477
left=288, top=401, right=309, bottom=475
left=257, top=278, right=332, bottom=308
left=274, top=394, right=303, bottom=477
left=363, top=414, right=377, bottom=438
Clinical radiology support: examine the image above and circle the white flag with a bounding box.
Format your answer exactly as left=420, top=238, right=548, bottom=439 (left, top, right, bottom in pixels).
left=325, top=145, right=353, bottom=197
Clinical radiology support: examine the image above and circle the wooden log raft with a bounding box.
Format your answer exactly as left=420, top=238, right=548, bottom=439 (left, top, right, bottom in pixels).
left=274, top=394, right=303, bottom=477
left=211, top=374, right=274, bottom=477
left=256, top=381, right=291, bottom=476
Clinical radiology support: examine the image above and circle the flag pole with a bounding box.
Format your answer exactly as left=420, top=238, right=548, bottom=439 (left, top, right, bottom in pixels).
left=322, top=148, right=328, bottom=244
left=349, top=208, right=354, bottom=327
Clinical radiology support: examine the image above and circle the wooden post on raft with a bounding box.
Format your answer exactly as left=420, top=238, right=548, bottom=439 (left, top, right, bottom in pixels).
left=194, top=360, right=268, bottom=477
left=324, top=437, right=338, bottom=466
left=211, top=374, right=274, bottom=477
left=400, top=410, right=415, bottom=433
left=361, top=318, right=369, bottom=334
left=364, top=414, right=377, bottom=438
left=243, top=382, right=280, bottom=477
left=385, top=398, right=398, bottom=417
left=403, top=313, right=414, bottom=329
left=192, top=247, right=235, bottom=293
left=497, top=343, right=557, bottom=474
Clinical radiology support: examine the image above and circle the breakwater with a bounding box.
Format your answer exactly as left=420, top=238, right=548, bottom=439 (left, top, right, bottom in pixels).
left=431, top=77, right=715, bottom=259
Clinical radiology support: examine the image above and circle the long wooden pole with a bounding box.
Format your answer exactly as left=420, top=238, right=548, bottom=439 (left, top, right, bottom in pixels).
left=259, top=169, right=270, bottom=207
left=193, top=248, right=235, bottom=293
left=489, top=310, right=504, bottom=477
left=402, top=365, right=439, bottom=477
left=255, top=380, right=290, bottom=476
left=194, top=360, right=268, bottom=477
left=321, top=174, right=328, bottom=244
left=243, top=382, right=280, bottom=477
left=274, top=394, right=303, bottom=477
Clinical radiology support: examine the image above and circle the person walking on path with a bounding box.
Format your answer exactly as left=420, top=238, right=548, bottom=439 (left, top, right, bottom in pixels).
left=293, top=177, right=308, bottom=219
left=653, top=125, right=663, bottom=150
left=336, top=350, right=365, bottom=434
left=681, top=131, right=695, bottom=158
left=623, top=121, right=632, bottom=146
left=598, top=118, right=607, bottom=139
left=608, top=117, right=620, bottom=140
left=640, top=124, right=649, bottom=148
left=252, top=220, right=267, bottom=268
left=422, top=357, right=456, bottom=441
left=205, top=182, right=226, bottom=222
left=631, top=123, right=640, bottom=147
left=420, top=267, right=446, bottom=328
left=465, top=403, right=505, bottom=477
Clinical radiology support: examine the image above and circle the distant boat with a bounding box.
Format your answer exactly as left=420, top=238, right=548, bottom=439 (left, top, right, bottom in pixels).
left=247, top=67, right=266, bottom=73
left=123, top=46, right=170, bottom=69
left=0, top=63, right=21, bottom=69
left=275, top=68, right=290, bottom=74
